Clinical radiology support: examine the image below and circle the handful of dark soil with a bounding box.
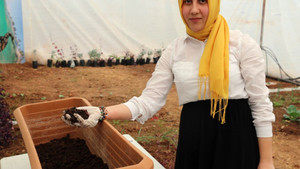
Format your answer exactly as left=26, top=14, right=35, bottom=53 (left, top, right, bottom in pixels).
left=63, top=107, right=89, bottom=124
left=36, top=135, right=109, bottom=169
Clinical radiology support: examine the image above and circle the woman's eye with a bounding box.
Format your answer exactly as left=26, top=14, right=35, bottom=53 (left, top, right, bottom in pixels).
left=183, top=0, right=192, bottom=4
left=199, top=0, right=207, bottom=4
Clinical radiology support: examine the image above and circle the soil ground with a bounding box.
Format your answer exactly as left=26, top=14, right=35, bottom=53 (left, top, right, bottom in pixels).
left=0, top=63, right=299, bottom=169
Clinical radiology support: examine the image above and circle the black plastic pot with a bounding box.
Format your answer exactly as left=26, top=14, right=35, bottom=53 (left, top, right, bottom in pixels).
left=153, top=56, right=160, bottom=64
left=92, top=60, right=97, bottom=67
left=61, top=60, right=67, bottom=67
left=107, top=59, right=113, bottom=66
left=74, top=60, right=79, bottom=66
left=47, top=59, right=53, bottom=67
left=121, top=59, right=126, bottom=65
left=136, top=58, right=140, bottom=65
left=67, top=60, right=72, bottom=67
left=79, top=59, right=85, bottom=66
left=146, top=58, right=151, bottom=64
left=55, top=61, right=61, bottom=68
left=139, top=58, right=145, bottom=65
left=130, top=58, right=135, bottom=65
left=100, top=60, right=105, bottom=67
left=115, top=59, right=120, bottom=65
left=32, top=61, right=38, bottom=69
left=86, top=60, right=92, bottom=66
left=126, top=59, right=131, bottom=65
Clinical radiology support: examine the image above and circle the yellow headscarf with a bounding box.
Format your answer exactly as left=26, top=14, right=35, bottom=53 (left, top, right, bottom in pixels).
left=178, top=0, right=229, bottom=123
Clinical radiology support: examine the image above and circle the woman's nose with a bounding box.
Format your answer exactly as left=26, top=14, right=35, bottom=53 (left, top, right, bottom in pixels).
left=190, top=3, right=200, bottom=14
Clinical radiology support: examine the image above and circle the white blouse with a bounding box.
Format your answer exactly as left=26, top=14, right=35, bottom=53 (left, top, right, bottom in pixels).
left=124, top=30, right=275, bottom=137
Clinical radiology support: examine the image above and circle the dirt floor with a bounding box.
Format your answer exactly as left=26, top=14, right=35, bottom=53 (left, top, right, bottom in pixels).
left=0, top=63, right=299, bottom=169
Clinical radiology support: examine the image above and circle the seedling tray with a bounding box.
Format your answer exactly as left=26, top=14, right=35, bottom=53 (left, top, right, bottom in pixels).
left=13, top=97, right=153, bottom=169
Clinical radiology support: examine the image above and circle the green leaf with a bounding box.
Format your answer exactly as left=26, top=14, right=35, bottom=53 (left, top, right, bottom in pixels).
left=58, top=94, right=64, bottom=98
left=283, top=114, right=290, bottom=119
left=287, top=105, right=297, bottom=113
left=289, top=112, right=300, bottom=121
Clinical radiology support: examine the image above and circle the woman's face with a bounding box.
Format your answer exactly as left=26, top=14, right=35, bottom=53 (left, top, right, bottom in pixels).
left=182, top=0, right=209, bottom=32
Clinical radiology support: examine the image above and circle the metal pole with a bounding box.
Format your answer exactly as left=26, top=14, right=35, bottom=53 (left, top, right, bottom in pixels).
left=260, top=0, right=266, bottom=47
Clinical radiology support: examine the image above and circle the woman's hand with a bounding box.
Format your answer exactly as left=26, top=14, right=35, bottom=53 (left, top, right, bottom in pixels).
left=61, top=106, right=107, bottom=127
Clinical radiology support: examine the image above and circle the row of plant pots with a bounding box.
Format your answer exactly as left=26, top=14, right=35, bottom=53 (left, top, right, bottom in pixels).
left=32, top=57, right=161, bottom=69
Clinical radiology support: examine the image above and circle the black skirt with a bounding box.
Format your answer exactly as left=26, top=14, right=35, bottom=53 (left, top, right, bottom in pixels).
left=175, top=99, right=259, bottom=169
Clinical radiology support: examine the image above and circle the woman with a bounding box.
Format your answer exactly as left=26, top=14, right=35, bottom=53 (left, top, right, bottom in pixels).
left=62, top=0, right=275, bottom=168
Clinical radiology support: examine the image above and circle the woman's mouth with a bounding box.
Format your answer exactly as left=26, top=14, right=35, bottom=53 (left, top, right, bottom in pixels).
left=189, top=18, right=202, bottom=23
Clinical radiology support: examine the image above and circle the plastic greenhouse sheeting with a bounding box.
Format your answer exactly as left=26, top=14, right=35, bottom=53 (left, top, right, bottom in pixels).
left=22, top=0, right=185, bottom=64
left=0, top=0, right=17, bottom=63
left=18, top=0, right=300, bottom=81
left=221, top=0, right=300, bottom=81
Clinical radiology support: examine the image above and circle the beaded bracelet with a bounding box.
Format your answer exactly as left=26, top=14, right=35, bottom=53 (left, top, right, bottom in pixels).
left=99, top=106, right=108, bottom=122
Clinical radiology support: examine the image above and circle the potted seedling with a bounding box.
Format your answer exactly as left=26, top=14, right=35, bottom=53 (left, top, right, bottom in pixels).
left=50, top=41, right=65, bottom=67
left=87, top=49, right=97, bottom=67
left=77, top=53, right=85, bottom=66
left=70, top=46, right=79, bottom=66
left=61, top=59, right=67, bottom=67
left=32, top=49, right=38, bottom=69
left=87, top=50, right=93, bottom=66
left=130, top=52, right=135, bottom=65
left=69, top=57, right=76, bottom=68
left=55, top=48, right=65, bottom=68
left=95, top=51, right=102, bottom=67
left=108, top=54, right=118, bottom=66
left=107, top=54, right=115, bottom=67
left=54, top=48, right=66, bottom=68
left=55, top=57, right=62, bottom=68
left=60, top=49, right=67, bottom=67
left=120, top=56, right=125, bottom=65
left=153, top=49, right=162, bottom=64
left=137, top=49, right=146, bottom=65
left=67, top=59, right=72, bottom=67
left=47, top=50, right=55, bottom=67
left=115, top=56, right=120, bottom=65
left=122, top=51, right=127, bottom=65
left=99, top=58, right=105, bottom=67
left=123, top=51, right=134, bottom=65
left=146, top=51, right=152, bottom=64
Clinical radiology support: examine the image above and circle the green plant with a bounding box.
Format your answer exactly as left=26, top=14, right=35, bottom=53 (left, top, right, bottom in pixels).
left=77, top=53, right=83, bottom=59
left=159, top=129, right=178, bottom=146
left=109, top=54, right=117, bottom=59
left=272, top=91, right=285, bottom=107
left=0, top=88, right=14, bottom=148
left=135, top=135, right=157, bottom=143
left=283, top=105, right=300, bottom=122
left=137, top=49, right=146, bottom=59
left=155, top=49, right=162, bottom=57
left=111, top=120, right=120, bottom=125
left=147, top=51, right=153, bottom=57
left=32, top=49, right=37, bottom=61
left=88, top=49, right=98, bottom=60
left=289, top=89, right=300, bottom=104
left=51, top=50, right=56, bottom=60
